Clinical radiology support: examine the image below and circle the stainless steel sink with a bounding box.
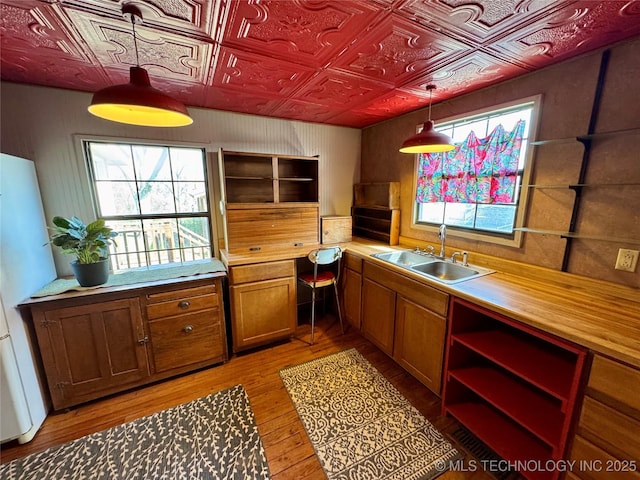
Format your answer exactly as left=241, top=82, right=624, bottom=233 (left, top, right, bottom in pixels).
left=371, top=250, right=494, bottom=284
left=410, top=261, right=486, bottom=283
left=371, top=250, right=430, bottom=266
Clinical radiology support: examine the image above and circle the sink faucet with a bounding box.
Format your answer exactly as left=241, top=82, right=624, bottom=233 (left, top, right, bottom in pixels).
left=438, top=224, right=446, bottom=258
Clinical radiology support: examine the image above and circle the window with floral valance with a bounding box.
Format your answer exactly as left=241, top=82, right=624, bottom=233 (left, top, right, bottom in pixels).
left=414, top=100, right=537, bottom=238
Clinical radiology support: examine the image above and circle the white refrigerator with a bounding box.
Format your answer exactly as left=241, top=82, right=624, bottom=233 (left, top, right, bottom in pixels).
left=0, top=153, right=57, bottom=444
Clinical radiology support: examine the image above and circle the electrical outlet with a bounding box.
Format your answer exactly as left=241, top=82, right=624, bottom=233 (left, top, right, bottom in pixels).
left=615, top=249, right=639, bottom=272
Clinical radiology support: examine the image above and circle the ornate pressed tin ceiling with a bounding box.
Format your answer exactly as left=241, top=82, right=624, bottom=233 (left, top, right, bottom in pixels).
left=1, top=0, right=639, bottom=127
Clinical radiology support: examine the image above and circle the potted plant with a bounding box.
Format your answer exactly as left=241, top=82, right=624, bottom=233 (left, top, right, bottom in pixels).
left=49, top=216, right=118, bottom=287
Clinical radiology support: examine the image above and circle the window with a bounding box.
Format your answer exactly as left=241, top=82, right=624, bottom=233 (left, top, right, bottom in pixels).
left=85, top=141, right=212, bottom=272
left=414, top=98, right=538, bottom=242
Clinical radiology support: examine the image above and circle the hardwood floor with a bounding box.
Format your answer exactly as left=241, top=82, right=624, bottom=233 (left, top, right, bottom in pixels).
left=0, top=314, right=492, bottom=480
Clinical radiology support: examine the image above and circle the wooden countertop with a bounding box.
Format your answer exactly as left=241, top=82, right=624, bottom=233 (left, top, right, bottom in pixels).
left=220, top=241, right=640, bottom=367
left=345, top=240, right=640, bottom=369
left=21, top=259, right=227, bottom=306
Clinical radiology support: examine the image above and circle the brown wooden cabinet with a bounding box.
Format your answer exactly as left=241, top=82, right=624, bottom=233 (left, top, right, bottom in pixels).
left=33, top=297, right=149, bottom=410
left=25, top=274, right=227, bottom=410
left=394, top=296, right=446, bottom=394
left=145, top=283, right=225, bottom=373
left=362, top=277, right=396, bottom=355
left=218, top=149, right=320, bottom=254
left=228, top=260, right=297, bottom=352
left=341, top=252, right=363, bottom=329
left=568, top=355, right=640, bottom=480
left=361, top=260, right=449, bottom=394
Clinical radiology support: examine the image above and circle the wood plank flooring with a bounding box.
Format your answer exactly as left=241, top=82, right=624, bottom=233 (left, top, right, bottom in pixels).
left=0, top=315, right=492, bottom=480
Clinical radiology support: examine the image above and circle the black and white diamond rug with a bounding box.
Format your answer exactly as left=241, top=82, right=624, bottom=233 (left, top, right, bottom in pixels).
left=280, top=348, right=460, bottom=480
left=0, top=384, right=270, bottom=480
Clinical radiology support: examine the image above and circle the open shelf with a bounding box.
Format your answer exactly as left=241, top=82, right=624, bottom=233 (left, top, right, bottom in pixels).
left=351, top=204, right=399, bottom=245
left=449, top=367, right=563, bottom=446
left=512, top=228, right=640, bottom=245
left=530, top=127, right=640, bottom=145
left=446, top=402, right=553, bottom=480
left=452, top=330, right=575, bottom=403
left=525, top=183, right=639, bottom=189
left=443, top=299, right=586, bottom=480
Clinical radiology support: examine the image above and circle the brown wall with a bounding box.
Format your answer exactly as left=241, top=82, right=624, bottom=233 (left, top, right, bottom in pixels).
left=361, top=37, right=640, bottom=288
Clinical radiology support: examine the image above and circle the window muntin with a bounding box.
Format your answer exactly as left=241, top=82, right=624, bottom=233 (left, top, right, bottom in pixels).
left=415, top=101, right=535, bottom=238
left=85, top=141, right=212, bottom=271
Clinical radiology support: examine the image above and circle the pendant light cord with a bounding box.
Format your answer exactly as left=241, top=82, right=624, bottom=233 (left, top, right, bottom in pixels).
left=131, top=19, right=140, bottom=67
left=426, top=84, right=435, bottom=122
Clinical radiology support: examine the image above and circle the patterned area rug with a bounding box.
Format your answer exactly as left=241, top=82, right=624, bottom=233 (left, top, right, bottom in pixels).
left=0, top=385, right=270, bottom=480
left=280, top=348, right=460, bottom=480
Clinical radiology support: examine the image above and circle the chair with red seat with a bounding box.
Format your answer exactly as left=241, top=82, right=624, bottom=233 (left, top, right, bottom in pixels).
left=298, top=246, right=344, bottom=344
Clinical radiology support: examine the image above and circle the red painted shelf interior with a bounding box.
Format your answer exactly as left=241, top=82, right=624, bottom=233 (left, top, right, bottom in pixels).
left=446, top=402, right=553, bottom=480
left=449, top=367, right=564, bottom=447
left=452, top=330, right=575, bottom=402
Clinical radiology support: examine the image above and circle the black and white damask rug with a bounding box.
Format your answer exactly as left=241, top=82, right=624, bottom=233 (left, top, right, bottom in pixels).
left=280, top=348, right=460, bottom=480
left=1, top=384, right=271, bottom=480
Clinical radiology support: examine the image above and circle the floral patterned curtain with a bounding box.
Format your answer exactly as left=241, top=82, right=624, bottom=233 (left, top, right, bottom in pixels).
left=416, top=119, right=525, bottom=204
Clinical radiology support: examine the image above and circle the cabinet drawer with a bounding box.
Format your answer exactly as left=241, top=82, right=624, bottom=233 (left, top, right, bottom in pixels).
left=230, top=260, right=295, bottom=284
left=587, top=355, right=640, bottom=415
left=146, top=293, right=218, bottom=320
left=579, top=396, right=640, bottom=460
left=570, top=435, right=640, bottom=480
left=344, top=252, right=363, bottom=273
left=148, top=309, right=223, bottom=373
left=146, top=284, right=216, bottom=303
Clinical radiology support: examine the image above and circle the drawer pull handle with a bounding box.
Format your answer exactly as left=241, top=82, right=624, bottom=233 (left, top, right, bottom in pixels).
left=138, top=336, right=149, bottom=345
left=183, top=325, right=194, bottom=333
left=178, top=301, right=190, bottom=309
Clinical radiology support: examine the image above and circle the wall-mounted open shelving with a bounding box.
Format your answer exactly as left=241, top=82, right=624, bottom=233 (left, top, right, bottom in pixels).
left=512, top=228, right=640, bottom=246
left=529, top=127, right=640, bottom=146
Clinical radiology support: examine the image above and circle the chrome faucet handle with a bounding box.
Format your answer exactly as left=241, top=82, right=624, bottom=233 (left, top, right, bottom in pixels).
left=462, top=251, right=469, bottom=266
left=451, top=252, right=461, bottom=263
left=424, top=245, right=435, bottom=256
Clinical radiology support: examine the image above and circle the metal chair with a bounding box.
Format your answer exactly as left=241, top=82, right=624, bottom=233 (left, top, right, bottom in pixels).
left=298, top=246, right=345, bottom=344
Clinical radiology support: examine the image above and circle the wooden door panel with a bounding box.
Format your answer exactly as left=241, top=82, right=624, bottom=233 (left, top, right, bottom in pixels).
left=42, top=298, right=149, bottom=408
left=361, top=278, right=395, bottom=355
left=394, top=296, right=446, bottom=395
left=231, top=277, right=297, bottom=351
left=343, top=268, right=362, bottom=329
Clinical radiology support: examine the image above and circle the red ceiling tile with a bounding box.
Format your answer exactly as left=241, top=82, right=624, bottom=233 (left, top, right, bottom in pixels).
left=404, top=50, right=528, bottom=96
left=487, top=1, right=640, bottom=68
left=332, top=13, right=472, bottom=86
left=352, top=89, right=428, bottom=119
left=222, top=0, right=383, bottom=67
left=212, top=46, right=316, bottom=97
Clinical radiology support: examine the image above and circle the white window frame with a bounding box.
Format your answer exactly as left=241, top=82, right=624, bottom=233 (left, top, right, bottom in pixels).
left=411, top=95, right=542, bottom=248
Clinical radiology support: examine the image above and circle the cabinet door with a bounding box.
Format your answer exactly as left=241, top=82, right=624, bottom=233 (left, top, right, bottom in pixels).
left=361, top=278, right=396, bottom=355
left=343, top=267, right=362, bottom=329
left=230, top=276, right=297, bottom=351
left=34, top=298, right=149, bottom=410
left=393, top=296, right=446, bottom=395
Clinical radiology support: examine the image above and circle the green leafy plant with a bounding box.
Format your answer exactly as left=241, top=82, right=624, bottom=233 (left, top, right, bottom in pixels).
left=50, top=216, right=117, bottom=264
